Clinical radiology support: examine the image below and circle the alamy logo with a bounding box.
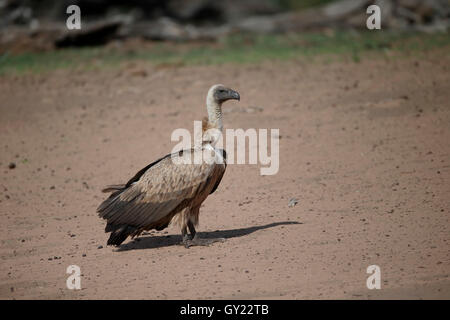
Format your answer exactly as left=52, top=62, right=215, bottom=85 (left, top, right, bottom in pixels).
left=66, top=265, right=81, bottom=290
left=66, top=5, right=81, bottom=30
left=366, top=5, right=381, bottom=30
left=171, top=121, right=279, bottom=175
left=366, top=265, right=381, bottom=289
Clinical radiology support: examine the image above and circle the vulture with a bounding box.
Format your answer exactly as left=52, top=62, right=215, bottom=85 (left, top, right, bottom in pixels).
left=97, top=84, right=240, bottom=248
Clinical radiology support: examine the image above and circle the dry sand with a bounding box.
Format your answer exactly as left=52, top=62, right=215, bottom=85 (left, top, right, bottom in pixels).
left=0, top=50, right=449, bottom=299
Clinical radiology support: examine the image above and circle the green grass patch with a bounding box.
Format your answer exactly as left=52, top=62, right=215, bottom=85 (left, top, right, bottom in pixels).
left=0, top=31, right=448, bottom=75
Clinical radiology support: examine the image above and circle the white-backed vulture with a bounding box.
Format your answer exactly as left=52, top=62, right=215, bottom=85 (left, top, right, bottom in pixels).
left=97, top=84, right=240, bottom=248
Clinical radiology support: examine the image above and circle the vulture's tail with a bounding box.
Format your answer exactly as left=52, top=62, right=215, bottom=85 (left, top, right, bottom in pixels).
left=106, top=224, right=137, bottom=246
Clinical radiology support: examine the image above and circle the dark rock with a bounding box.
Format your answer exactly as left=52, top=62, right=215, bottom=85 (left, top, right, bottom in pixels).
left=55, top=19, right=123, bottom=48
left=167, top=0, right=213, bottom=21
left=322, top=0, right=370, bottom=19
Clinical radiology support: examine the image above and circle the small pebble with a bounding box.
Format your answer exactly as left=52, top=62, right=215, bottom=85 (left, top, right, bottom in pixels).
left=288, top=198, right=299, bottom=208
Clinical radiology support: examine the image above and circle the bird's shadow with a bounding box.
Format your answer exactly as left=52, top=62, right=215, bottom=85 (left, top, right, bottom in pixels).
left=116, top=221, right=302, bottom=251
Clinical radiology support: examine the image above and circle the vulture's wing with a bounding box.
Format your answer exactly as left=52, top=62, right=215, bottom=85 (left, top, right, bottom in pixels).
left=97, top=147, right=226, bottom=235
left=101, top=154, right=172, bottom=194
left=209, top=149, right=226, bottom=194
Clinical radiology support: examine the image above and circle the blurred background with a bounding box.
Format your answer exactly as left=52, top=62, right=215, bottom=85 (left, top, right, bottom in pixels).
left=0, top=0, right=449, bottom=71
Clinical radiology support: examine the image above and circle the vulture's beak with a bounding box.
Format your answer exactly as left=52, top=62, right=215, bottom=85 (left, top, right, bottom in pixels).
left=229, top=89, right=240, bottom=101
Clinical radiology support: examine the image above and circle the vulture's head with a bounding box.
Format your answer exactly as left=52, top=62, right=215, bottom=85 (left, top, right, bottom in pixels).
left=207, top=84, right=240, bottom=105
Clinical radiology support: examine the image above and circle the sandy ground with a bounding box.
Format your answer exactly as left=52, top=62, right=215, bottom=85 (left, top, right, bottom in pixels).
left=0, top=49, right=449, bottom=299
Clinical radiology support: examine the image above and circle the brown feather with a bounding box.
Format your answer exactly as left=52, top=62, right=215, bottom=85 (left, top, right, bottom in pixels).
left=97, top=147, right=226, bottom=246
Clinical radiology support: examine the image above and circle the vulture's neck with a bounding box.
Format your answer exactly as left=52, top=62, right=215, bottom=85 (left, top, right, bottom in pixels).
left=203, top=96, right=223, bottom=147
left=206, top=97, right=223, bottom=132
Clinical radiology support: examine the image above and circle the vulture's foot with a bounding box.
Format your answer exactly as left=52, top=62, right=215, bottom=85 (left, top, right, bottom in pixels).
left=181, top=233, right=193, bottom=245
left=183, top=236, right=225, bottom=248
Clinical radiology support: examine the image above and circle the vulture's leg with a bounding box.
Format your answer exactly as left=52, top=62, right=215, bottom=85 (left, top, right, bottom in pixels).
left=183, top=220, right=225, bottom=248
left=181, top=225, right=192, bottom=246
left=187, top=220, right=196, bottom=238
